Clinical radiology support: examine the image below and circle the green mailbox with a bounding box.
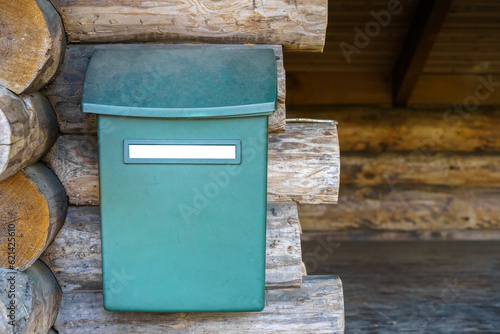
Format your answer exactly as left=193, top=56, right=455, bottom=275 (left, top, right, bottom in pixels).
left=82, top=46, right=277, bottom=312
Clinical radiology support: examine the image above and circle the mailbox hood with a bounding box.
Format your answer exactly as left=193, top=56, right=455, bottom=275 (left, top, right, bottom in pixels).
left=82, top=47, right=277, bottom=118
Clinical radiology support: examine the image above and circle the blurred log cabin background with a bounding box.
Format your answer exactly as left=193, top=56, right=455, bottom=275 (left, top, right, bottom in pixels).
left=286, top=0, right=500, bottom=240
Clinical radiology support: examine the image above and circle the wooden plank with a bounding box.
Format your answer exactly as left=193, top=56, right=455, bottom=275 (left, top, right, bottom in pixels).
left=286, top=72, right=392, bottom=106
left=410, top=74, right=500, bottom=106
left=0, top=163, right=67, bottom=271
left=47, top=0, right=327, bottom=52
left=53, top=276, right=344, bottom=334
left=340, top=152, right=500, bottom=187
left=287, top=105, right=500, bottom=152
left=298, top=185, right=500, bottom=231
left=42, top=44, right=286, bottom=134
left=42, top=122, right=340, bottom=205
left=41, top=203, right=303, bottom=292
left=0, top=261, right=62, bottom=333
left=0, top=0, right=65, bottom=94
left=392, top=0, right=454, bottom=105
left=302, top=229, right=500, bottom=241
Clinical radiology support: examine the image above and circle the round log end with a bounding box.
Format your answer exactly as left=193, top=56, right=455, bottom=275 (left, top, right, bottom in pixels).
left=0, top=0, right=65, bottom=94
left=0, top=163, right=67, bottom=271
left=0, top=260, right=62, bottom=333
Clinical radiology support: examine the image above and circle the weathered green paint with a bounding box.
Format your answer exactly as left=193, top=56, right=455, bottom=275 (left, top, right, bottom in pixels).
left=82, top=47, right=277, bottom=312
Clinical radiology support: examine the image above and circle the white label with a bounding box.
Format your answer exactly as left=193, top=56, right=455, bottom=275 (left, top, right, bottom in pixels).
left=128, top=144, right=236, bottom=160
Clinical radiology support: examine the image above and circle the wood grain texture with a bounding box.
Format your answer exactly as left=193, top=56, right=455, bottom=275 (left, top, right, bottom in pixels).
left=0, top=261, right=62, bottom=333
left=42, top=44, right=286, bottom=133
left=341, top=152, right=500, bottom=187
left=299, top=185, right=500, bottom=231
left=0, top=0, right=65, bottom=94
left=287, top=105, right=500, bottom=152
left=41, top=202, right=303, bottom=292
left=48, top=0, right=327, bottom=51
left=53, top=276, right=343, bottom=334
left=0, top=87, right=58, bottom=182
left=42, top=122, right=340, bottom=205
left=302, top=229, right=500, bottom=241
left=0, top=163, right=67, bottom=271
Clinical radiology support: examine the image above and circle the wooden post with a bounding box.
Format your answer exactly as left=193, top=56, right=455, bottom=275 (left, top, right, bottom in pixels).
left=0, top=260, right=62, bottom=333
left=42, top=122, right=340, bottom=205
left=41, top=203, right=303, bottom=292
left=0, top=0, right=65, bottom=94
left=0, top=163, right=67, bottom=271
left=0, top=87, right=58, bottom=182
left=48, top=0, right=327, bottom=52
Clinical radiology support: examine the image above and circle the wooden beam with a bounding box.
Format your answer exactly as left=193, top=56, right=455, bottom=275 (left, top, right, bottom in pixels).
left=48, top=0, right=327, bottom=51
left=41, top=203, right=303, bottom=292
left=0, top=261, right=62, bottom=333
left=0, top=88, right=58, bottom=182
left=287, top=105, right=500, bottom=152
left=302, top=230, right=500, bottom=241
left=298, top=185, right=500, bottom=231
left=0, top=163, right=67, bottom=271
left=0, top=0, right=65, bottom=94
left=392, top=0, right=453, bottom=106
left=42, top=44, right=286, bottom=133
left=53, top=276, right=344, bottom=333
left=340, top=152, right=500, bottom=187
left=42, top=123, right=340, bottom=205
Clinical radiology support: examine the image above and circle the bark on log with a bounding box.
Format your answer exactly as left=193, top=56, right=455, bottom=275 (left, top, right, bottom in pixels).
left=41, top=203, right=303, bottom=292
left=48, top=0, right=327, bottom=51
left=0, top=0, right=65, bottom=94
left=0, top=163, right=67, bottom=271
left=0, top=87, right=58, bottom=182
left=42, top=44, right=286, bottom=134
left=299, top=185, right=500, bottom=231
left=341, top=152, right=500, bottom=187
left=0, top=260, right=62, bottom=334
left=287, top=105, right=500, bottom=152
left=42, top=122, right=340, bottom=205
left=53, top=276, right=344, bottom=334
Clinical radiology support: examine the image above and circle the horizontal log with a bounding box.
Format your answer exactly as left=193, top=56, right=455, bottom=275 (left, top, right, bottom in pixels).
left=42, top=44, right=286, bottom=134
left=53, top=276, right=344, bottom=333
left=0, top=163, right=67, bottom=271
left=341, top=152, right=500, bottom=187
left=48, top=0, right=327, bottom=51
left=302, top=230, right=500, bottom=241
left=0, top=261, right=62, bottom=333
left=42, top=122, right=339, bottom=205
left=0, top=88, right=58, bottom=182
left=0, top=0, right=65, bottom=94
left=41, top=203, right=303, bottom=292
left=299, top=185, right=500, bottom=231
left=287, top=105, right=500, bottom=152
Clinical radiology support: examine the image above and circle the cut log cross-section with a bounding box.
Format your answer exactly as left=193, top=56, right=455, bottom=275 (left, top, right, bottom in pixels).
left=41, top=202, right=303, bottom=292
left=0, top=0, right=65, bottom=94
left=53, top=276, right=344, bottom=334
left=48, top=0, right=328, bottom=51
left=42, top=44, right=287, bottom=134
left=0, top=87, right=58, bottom=182
left=0, top=163, right=67, bottom=271
left=42, top=122, right=340, bottom=205
left=0, top=260, right=62, bottom=334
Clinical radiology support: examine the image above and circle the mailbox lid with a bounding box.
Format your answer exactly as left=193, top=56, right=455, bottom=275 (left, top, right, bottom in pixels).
left=82, top=48, right=277, bottom=118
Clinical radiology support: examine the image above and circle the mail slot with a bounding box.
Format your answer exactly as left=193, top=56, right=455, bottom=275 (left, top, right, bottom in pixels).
left=82, top=46, right=277, bottom=312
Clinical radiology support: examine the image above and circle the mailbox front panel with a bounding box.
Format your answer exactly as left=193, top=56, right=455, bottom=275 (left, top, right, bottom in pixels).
left=97, top=115, right=268, bottom=312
